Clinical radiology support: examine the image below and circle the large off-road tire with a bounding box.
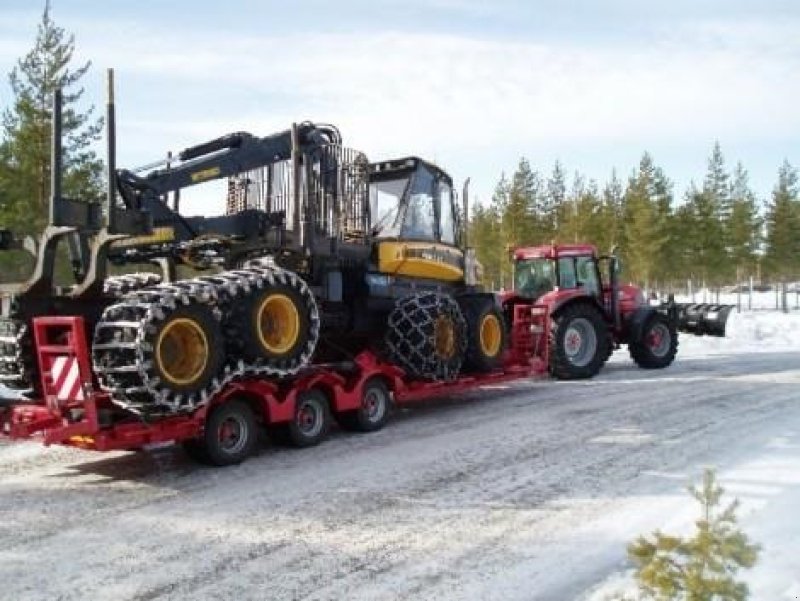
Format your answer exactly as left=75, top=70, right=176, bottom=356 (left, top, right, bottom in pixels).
left=337, top=377, right=391, bottom=433
left=227, top=270, right=318, bottom=373
left=149, top=304, right=225, bottom=396
left=385, top=292, right=467, bottom=381
left=183, top=399, right=258, bottom=466
left=549, top=302, right=610, bottom=379
left=460, top=296, right=507, bottom=373
left=0, top=318, right=35, bottom=393
left=629, top=312, right=678, bottom=369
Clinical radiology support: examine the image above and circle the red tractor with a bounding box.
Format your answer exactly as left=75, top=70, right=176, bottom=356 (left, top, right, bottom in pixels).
left=502, top=244, right=678, bottom=379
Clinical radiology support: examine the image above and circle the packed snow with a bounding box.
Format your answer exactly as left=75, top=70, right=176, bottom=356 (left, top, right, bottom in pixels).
left=0, top=310, right=799, bottom=600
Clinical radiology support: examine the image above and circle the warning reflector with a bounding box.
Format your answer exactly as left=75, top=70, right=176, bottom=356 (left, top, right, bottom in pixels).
left=51, top=356, right=85, bottom=402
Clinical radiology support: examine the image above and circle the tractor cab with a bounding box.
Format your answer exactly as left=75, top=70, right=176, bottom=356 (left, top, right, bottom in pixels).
left=368, top=157, right=458, bottom=247
left=513, top=245, right=604, bottom=301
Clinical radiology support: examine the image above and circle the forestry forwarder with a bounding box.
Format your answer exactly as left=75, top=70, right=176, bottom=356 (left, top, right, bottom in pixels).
left=0, top=70, right=504, bottom=423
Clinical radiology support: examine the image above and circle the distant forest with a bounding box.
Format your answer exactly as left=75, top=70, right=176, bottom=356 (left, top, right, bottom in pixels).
left=469, top=144, right=800, bottom=291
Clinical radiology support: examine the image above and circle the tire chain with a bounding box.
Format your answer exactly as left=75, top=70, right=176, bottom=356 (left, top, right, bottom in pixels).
left=385, top=292, right=467, bottom=381
left=103, top=272, right=163, bottom=297
left=0, top=274, right=164, bottom=394
left=0, top=318, right=34, bottom=391
left=92, top=260, right=320, bottom=414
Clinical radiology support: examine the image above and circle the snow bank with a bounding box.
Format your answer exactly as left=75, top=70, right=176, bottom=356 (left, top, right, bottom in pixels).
left=678, top=310, right=800, bottom=358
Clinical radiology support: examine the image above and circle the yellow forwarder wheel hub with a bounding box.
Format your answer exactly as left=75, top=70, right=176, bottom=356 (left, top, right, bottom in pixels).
left=434, top=315, right=456, bottom=360
left=479, top=313, right=502, bottom=357
left=156, top=318, right=210, bottom=386
left=257, top=293, right=301, bottom=355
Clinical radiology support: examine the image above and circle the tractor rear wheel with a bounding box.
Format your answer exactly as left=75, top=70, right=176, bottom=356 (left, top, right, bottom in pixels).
left=629, top=312, right=678, bottom=369
left=549, top=302, right=609, bottom=379
left=460, top=297, right=507, bottom=373
left=385, top=293, right=467, bottom=381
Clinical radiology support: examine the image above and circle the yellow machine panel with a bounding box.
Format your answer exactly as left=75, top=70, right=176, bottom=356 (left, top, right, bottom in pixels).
left=377, top=241, right=464, bottom=282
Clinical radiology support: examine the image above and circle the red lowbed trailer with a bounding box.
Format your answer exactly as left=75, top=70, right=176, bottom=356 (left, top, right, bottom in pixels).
left=0, top=303, right=549, bottom=466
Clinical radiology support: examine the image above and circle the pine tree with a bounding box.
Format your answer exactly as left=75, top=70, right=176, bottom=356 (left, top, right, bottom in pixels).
left=763, top=160, right=800, bottom=280
left=504, top=158, right=537, bottom=247
left=545, top=161, right=566, bottom=235
left=727, top=163, right=762, bottom=281
left=0, top=1, right=103, bottom=241
left=622, top=154, right=671, bottom=289
left=600, top=169, right=624, bottom=251
left=628, top=469, right=760, bottom=601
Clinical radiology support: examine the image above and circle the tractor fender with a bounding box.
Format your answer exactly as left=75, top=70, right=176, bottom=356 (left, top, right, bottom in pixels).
left=623, top=305, right=659, bottom=344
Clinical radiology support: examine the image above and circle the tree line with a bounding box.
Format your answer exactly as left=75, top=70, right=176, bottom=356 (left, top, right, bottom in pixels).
left=469, top=147, right=800, bottom=291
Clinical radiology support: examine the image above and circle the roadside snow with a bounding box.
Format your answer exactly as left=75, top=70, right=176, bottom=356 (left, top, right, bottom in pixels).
left=583, top=311, right=800, bottom=600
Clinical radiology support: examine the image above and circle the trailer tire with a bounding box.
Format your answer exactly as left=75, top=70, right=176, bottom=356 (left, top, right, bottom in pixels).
left=281, top=389, right=331, bottom=448
left=460, top=297, right=506, bottom=373
left=337, top=377, right=391, bottom=432
left=629, top=312, right=678, bottom=369
left=186, top=399, right=258, bottom=466
left=549, top=302, right=609, bottom=379
left=385, top=293, right=467, bottom=381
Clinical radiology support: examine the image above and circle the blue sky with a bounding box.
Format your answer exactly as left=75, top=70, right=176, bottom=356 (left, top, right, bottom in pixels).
left=0, top=1, right=798, bottom=216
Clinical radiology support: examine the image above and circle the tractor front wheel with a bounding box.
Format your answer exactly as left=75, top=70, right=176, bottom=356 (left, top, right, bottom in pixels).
left=629, top=312, right=678, bottom=369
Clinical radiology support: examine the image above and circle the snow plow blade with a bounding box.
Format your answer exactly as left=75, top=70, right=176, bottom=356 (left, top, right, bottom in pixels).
left=671, top=303, right=734, bottom=337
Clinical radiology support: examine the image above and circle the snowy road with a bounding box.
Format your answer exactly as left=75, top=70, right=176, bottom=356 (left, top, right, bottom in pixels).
left=1, top=315, right=799, bottom=600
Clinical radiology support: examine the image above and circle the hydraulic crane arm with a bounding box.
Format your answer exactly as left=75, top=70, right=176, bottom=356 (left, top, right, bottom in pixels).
left=116, top=123, right=341, bottom=206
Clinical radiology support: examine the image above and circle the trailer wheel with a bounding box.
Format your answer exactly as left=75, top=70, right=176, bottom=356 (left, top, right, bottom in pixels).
left=282, top=389, right=331, bottom=448
left=337, top=377, right=391, bottom=432
left=549, top=302, right=609, bottom=379
left=460, top=297, right=507, bottom=373
left=150, top=304, right=224, bottom=394
left=385, top=293, right=467, bottom=381
left=629, top=312, right=678, bottom=369
left=187, top=399, right=259, bottom=466
left=233, top=271, right=319, bottom=372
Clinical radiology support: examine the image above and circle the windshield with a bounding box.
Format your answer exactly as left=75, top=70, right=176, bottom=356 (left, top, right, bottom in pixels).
left=369, top=177, right=407, bottom=237
left=514, top=258, right=556, bottom=298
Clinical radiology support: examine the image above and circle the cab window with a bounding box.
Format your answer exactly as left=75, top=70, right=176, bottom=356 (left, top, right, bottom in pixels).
left=558, top=258, right=577, bottom=289
left=401, top=167, right=436, bottom=241
left=576, top=256, right=600, bottom=296
left=438, top=182, right=456, bottom=245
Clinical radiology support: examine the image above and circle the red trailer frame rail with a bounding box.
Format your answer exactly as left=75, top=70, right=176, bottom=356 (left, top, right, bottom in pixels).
left=0, top=303, right=549, bottom=462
